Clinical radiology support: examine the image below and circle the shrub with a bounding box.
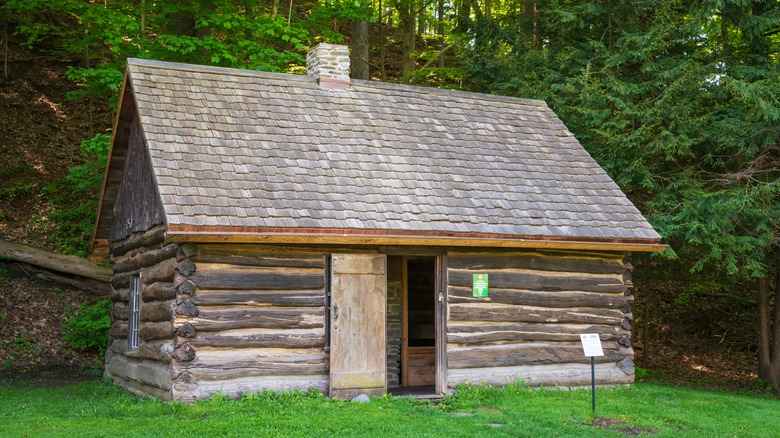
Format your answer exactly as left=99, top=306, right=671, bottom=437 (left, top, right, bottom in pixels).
left=61, top=299, right=112, bottom=355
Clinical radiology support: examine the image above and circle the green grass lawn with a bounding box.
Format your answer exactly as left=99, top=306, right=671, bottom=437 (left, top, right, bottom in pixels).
left=0, top=379, right=777, bottom=437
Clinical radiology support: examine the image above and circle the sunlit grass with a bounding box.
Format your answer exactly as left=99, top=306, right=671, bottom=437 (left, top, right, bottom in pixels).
left=0, top=379, right=777, bottom=437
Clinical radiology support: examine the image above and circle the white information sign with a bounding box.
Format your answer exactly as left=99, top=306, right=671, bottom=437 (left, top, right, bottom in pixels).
left=580, top=333, right=604, bottom=357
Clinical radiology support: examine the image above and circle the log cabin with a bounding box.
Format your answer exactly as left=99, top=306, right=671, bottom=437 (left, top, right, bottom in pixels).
left=91, top=43, right=666, bottom=401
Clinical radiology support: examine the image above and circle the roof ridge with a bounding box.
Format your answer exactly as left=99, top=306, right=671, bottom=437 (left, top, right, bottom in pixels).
left=350, top=78, right=548, bottom=107
left=127, top=57, right=303, bottom=82
left=126, top=57, right=549, bottom=108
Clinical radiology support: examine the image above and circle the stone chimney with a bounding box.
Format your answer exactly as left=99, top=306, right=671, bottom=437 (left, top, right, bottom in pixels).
left=306, top=43, right=350, bottom=90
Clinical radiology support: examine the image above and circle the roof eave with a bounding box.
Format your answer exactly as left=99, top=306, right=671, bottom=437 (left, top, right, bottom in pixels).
left=164, top=226, right=667, bottom=253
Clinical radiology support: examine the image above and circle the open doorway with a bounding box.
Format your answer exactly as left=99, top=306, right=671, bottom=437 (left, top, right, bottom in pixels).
left=387, top=256, right=440, bottom=395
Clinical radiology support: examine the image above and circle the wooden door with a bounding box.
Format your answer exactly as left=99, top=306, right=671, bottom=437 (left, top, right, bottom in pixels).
left=329, top=254, right=387, bottom=398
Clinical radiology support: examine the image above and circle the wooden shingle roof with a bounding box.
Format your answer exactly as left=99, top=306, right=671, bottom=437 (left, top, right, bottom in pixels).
left=93, top=57, right=664, bottom=253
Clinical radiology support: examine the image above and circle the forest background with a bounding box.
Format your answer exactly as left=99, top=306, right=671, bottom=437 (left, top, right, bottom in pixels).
left=0, top=0, right=778, bottom=392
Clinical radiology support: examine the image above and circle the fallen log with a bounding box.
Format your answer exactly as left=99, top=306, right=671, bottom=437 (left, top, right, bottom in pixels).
left=0, top=239, right=111, bottom=282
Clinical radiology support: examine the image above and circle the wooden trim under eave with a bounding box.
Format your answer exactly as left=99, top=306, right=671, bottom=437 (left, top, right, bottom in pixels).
left=163, top=231, right=669, bottom=253
left=90, top=69, right=133, bottom=256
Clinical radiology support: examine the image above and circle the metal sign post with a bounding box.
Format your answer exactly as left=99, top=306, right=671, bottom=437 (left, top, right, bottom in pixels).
left=579, top=333, right=604, bottom=414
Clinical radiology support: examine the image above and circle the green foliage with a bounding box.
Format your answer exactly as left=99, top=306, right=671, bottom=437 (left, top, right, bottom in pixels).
left=66, top=133, right=111, bottom=193
left=0, top=182, right=38, bottom=202
left=453, top=0, right=780, bottom=281
left=61, top=299, right=112, bottom=355
left=39, top=133, right=110, bottom=256
left=0, top=162, right=36, bottom=179
left=5, top=332, right=43, bottom=369
left=66, top=67, right=125, bottom=107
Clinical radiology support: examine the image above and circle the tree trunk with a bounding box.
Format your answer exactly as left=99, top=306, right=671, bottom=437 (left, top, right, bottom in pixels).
left=399, top=1, right=416, bottom=83
left=3, top=11, right=9, bottom=81
left=438, top=0, right=445, bottom=68
left=757, top=275, right=771, bottom=381
left=769, top=262, right=780, bottom=391
left=350, top=19, right=370, bottom=80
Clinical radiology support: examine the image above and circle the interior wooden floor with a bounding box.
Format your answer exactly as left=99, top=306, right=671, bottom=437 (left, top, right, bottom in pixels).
left=388, top=385, right=442, bottom=400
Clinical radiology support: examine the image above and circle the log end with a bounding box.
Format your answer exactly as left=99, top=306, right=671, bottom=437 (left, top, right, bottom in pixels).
left=173, top=343, right=196, bottom=362
left=176, top=258, right=196, bottom=276
left=617, top=357, right=635, bottom=375
left=176, top=322, right=196, bottom=338
left=176, top=300, right=199, bottom=317
left=177, top=279, right=196, bottom=296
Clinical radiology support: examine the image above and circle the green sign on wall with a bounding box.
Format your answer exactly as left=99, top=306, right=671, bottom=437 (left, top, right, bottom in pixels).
left=473, top=273, right=489, bottom=297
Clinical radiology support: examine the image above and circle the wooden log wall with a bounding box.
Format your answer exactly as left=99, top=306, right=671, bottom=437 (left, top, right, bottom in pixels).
left=445, top=250, right=636, bottom=389
left=105, top=224, right=176, bottom=400
left=170, top=243, right=329, bottom=401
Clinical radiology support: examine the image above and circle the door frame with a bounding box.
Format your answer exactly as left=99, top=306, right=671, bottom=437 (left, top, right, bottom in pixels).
left=397, top=254, right=447, bottom=394
left=435, top=255, right=447, bottom=394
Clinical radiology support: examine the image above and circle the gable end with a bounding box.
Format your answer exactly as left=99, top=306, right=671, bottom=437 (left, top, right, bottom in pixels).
left=109, top=112, right=166, bottom=243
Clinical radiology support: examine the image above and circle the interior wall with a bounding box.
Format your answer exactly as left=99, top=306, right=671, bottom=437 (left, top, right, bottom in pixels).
left=386, top=256, right=403, bottom=388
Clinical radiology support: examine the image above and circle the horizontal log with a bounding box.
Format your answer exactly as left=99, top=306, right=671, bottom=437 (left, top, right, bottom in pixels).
left=184, top=306, right=325, bottom=331
left=447, top=342, right=631, bottom=369
left=192, top=290, right=324, bottom=307
left=175, top=346, right=324, bottom=367
left=113, top=244, right=178, bottom=274
left=108, top=373, right=172, bottom=401
left=111, top=225, right=166, bottom=258
left=172, top=375, right=328, bottom=402
left=141, top=301, right=173, bottom=322
left=105, top=353, right=172, bottom=392
left=179, top=364, right=328, bottom=381
left=189, top=264, right=325, bottom=291
left=112, top=272, right=130, bottom=290
left=447, top=252, right=626, bottom=275
left=447, top=362, right=634, bottom=389
left=448, top=303, right=625, bottom=325
left=143, top=258, right=176, bottom=284
left=448, top=269, right=627, bottom=293
left=143, top=322, right=173, bottom=341
left=111, top=301, right=172, bottom=323
left=143, top=282, right=176, bottom=302
left=192, top=244, right=326, bottom=268
left=184, top=328, right=325, bottom=349
left=448, top=286, right=630, bottom=309
left=447, top=322, right=629, bottom=344
left=112, top=287, right=129, bottom=303
left=109, top=339, right=173, bottom=363
left=113, top=302, right=129, bottom=321
left=110, top=320, right=127, bottom=339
